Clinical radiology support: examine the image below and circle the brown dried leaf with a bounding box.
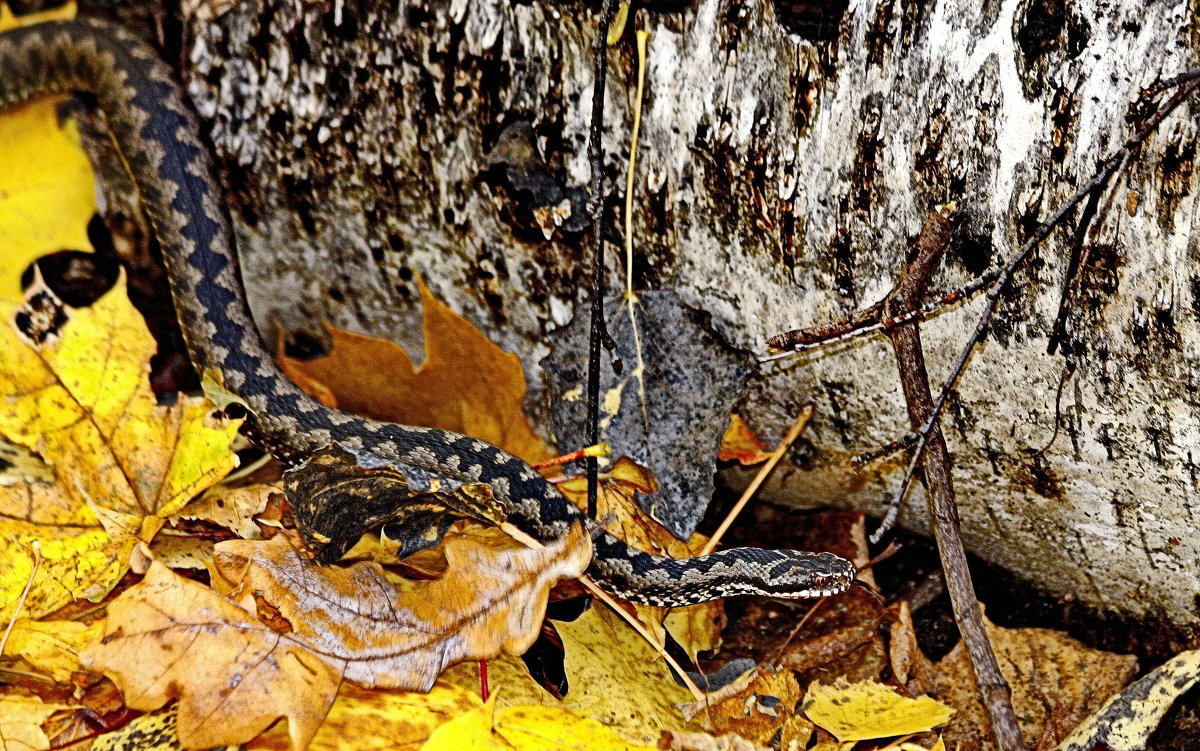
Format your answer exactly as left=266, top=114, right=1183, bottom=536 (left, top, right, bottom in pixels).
left=930, top=608, right=1138, bottom=751
left=278, top=277, right=549, bottom=463
left=175, top=482, right=278, bottom=539
left=82, top=527, right=590, bottom=750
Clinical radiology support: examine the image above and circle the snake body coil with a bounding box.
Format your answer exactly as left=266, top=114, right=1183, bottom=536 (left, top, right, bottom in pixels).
left=0, top=19, right=854, bottom=606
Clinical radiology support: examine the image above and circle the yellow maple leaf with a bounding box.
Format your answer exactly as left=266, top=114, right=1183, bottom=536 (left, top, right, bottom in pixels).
left=801, top=679, right=954, bottom=743
left=423, top=697, right=658, bottom=751
left=278, top=277, right=550, bottom=463
left=0, top=276, right=241, bottom=621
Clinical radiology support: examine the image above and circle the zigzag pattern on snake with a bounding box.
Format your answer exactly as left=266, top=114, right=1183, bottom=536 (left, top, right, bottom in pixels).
left=0, top=18, right=855, bottom=606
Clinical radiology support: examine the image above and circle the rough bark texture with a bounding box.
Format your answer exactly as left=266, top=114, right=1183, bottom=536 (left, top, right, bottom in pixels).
left=165, top=0, right=1199, bottom=629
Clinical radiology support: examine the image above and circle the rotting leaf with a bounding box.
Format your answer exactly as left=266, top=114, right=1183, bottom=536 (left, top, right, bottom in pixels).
left=801, top=679, right=954, bottom=743
left=0, top=276, right=241, bottom=622
left=930, top=608, right=1137, bottom=751
left=681, top=667, right=813, bottom=748
left=176, top=481, right=278, bottom=540
left=278, top=276, right=550, bottom=464
left=81, top=525, right=590, bottom=750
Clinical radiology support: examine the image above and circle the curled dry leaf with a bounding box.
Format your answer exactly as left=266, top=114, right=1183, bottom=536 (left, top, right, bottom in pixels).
left=82, top=527, right=591, bottom=750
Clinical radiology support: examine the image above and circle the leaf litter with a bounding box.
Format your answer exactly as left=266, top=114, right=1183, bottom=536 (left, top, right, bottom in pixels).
left=0, top=47, right=1190, bottom=751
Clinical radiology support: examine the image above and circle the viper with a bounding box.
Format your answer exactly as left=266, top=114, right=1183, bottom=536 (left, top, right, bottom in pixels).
left=0, top=18, right=855, bottom=606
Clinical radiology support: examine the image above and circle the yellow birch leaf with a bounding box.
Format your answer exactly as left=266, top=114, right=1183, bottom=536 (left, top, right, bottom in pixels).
left=0, top=695, right=74, bottom=751
left=423, top=697, right=658, bottom=751
left=801, top=679, right=954, bottom=743
left=0, top=2, right=89, bottom=297
left=0, top=276, right=241, bottom=622
left=1, top=618, right=104, bottom=682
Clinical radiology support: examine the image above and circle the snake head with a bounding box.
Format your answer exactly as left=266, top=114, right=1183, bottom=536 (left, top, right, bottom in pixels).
left=765, top=551, right=857, bottom=598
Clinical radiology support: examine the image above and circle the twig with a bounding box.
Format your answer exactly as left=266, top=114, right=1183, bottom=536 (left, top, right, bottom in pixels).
left=882, top=208, right=1027, bottom=751
left=585, top=0, right=618, bottom=519
left=1, top=540, right=41, bottom=656
left=699, top=405, right=814, bottom=555
left=877, top=78, right=1200, bottom=542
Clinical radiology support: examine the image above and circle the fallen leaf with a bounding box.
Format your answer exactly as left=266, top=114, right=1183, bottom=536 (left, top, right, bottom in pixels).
left=681, top=667, right=812, bottom=748
left=83, top=526, right=591, bottom=750
left=717, top=415, right=769, bottom=466
left=80, top=548, right=341, bottom=751
left=247, top=681, right=482, bottom=751
left=929, top=609, right=1138, bottom=751
left=1, top=618, right=104, bottom=682
left=0, top=1, right=91, bottom=297
left=553, top=604, right=693, bottom=745
left=422, top=697, right=658, bottom=751
left=0, top=695, right=74, bottom=751
left=278, top=277, right=549, bottom=463
left=662, top=731, right=771, bottom=751
left=175, top=481, right=278, bottom=539
left=801, top=679, right=954, bottom=742
left=89, top=709, right=181, bottom=751
left=214, top=528, right=592, bottom=689
left=557, top=457, right=724, bottom=654
left=0, top=276, right=241, bottom=622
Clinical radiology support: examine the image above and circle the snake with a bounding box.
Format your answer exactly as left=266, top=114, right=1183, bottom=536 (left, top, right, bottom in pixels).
left=0, top=18, right=855, bottom=607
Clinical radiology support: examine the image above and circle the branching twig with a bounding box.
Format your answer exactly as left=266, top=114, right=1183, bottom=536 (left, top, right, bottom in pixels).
left=878, top=78, right=1200, bottom=541
left=882, top=207, right=1027, bottom=751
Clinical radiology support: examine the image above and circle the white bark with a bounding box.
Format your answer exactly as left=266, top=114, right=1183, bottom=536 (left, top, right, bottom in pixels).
left=182, top=0, right=1200, bottom=627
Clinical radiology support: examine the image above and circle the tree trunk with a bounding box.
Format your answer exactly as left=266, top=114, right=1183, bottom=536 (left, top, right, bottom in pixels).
left=166, top=0, right=1200, bottom=630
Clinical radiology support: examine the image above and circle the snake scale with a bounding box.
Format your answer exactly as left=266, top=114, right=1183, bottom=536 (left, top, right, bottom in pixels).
left=0, top=18, right=855, bottom=606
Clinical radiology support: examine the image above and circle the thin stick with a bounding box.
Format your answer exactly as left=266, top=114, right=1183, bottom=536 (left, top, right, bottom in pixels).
left=579, top=574, right=706, bottom=701
left=699, top=405, right=814, bottom=555
left=1, top=541, right=41, bottom=656
left=585, top=0, right=618, bottom=519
